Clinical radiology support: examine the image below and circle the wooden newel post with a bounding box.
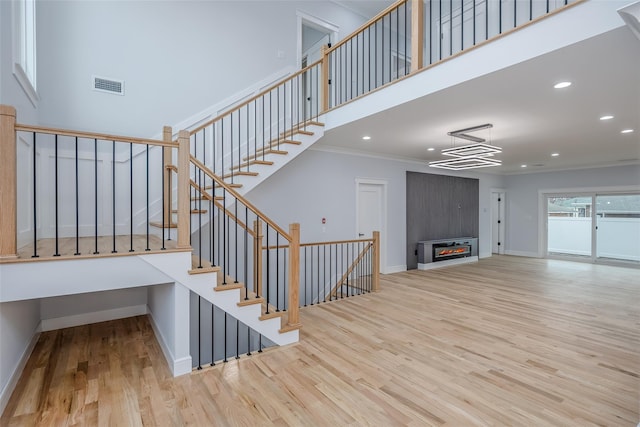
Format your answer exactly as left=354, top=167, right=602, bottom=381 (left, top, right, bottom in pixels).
left=162, top=126, right=173, bottom=227
left=176, top=130, right=191, bottom=249
left=0, top=105, right=18, bottom=259
left=287, top=223, right=301, bottom=328
left=411, top=0, right=424, bottom=73
left=321, top=45, right=330, bottom=113
left=372, top=231, right=381, bottom=292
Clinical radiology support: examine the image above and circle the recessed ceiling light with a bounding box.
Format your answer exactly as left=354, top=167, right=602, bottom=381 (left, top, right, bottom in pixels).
left=362, top=136, right=371, bottom=140
left=621, top=129, right=634, bottom=134
left=427, top=147, right=435, bottom=151
left=554, top=81, right=571, bottom=89
left=521, top=164, right=527, bottom=168
left=600, top=115, right=614, bottom=120
left=551, top=153, right=559, bottom=157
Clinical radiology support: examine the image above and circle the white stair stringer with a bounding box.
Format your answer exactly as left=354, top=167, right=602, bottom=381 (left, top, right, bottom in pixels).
left=220, top=120, right=325, bottom=199
left=139, top=251, right=299, bottom=346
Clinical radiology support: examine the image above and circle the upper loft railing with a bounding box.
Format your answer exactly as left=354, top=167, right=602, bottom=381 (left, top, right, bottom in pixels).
left=324, top=0, right=582, bottom=109
left=178, top=0, right=581, bottom=181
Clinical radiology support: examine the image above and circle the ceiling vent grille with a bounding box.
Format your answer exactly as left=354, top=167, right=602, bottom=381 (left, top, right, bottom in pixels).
left=93, top=76, right=124, bottom=95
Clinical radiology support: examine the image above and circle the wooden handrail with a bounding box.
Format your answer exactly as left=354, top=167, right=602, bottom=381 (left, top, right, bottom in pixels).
left=14, top=123, right=177, bottom=148
left=190, top=58, right=323, bottom=135
left=325, top=0, right=407, bottom=55
left=262, top=237, right=374, bottom=251
left=190, top=156, right=291, bottom=241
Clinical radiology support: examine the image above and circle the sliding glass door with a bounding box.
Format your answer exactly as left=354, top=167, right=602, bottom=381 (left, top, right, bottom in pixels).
left=546, top=192, right=640, bottom=265
left=547, top=196, right=593, bottom=259
left=595, top=194, right=640, bottom=263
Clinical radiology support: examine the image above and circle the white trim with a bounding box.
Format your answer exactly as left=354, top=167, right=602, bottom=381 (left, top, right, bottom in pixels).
left=296, top=10, right=339, bottom=68
left=418, top=256, right=478, bottom=270
left=0, top=329, right=40, bottom=415
left=502, top=160, right=640, bottom=176
left=11, top=0, right=38, bottom=107
left=355, top=178, right=388, bottom=274
left=39, top=304, right=148, bottom=331
left=12, top=63, right=38, bottom=107
left=384, top=265, right=407, bottom=274
left=147, top=305, right=192, bottom=377
left=505, top=250, right=540, bottom=258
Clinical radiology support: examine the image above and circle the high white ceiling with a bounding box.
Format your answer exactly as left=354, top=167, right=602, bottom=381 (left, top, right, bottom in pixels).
left=318, top=26, right=640, bottom=174
left=331, top=0, right=395, bottom=19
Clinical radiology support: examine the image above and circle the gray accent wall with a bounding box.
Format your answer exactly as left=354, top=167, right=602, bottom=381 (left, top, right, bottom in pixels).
left=406, top=172, right=479, bottom=270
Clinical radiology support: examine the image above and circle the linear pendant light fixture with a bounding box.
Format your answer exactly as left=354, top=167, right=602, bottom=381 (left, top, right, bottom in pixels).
left=429, top=123, right=503, bottom=170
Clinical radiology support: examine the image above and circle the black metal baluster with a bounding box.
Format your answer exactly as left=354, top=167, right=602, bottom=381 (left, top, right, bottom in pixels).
left=546, top=0, right=549, bottom=13
left=112, top=141, right=117, bottom=253
left=74, top=137, right=80, bottom=256
left=258, top=334, right=263, bottom=353
left=530, top=0, right=533, bottom=21
left=328, top=245, right=332, bottom=302
left=429, top=0, right=432, bottom=64
left=514, top=0, right=517, bottom=28
left=316, top=245, right=320, bottom=303
left=235, top=319, right=240, bottom=360
left=304, top=246, right=307, bottom=306
left=145, top=144, right=150, bottom=251
left=461, top=0, right=464, bottom=52
left=93, top=139, right=99, bottom=254
left=323, top=245, right=327, bottom=302
left=198, top=168, right=203, bottom=268
left=161, top=144, right=165, bottom=251
left=223, top=187, right=227, bottom=284
left=244, top=206, right=248, bottom=300
left=234, top=198, right=238, bottom=282
left=396, top=7, right=399, bottom=79
left=473, top=0, right=476, bottom=46
left=499, top=0, right=503, bottom=34
left=265, top=224, right=270, bottom=313
left=247, top=327, right=252, bottom=356
left=54, top=134, right=60, bottom=257
left=32, top=132, right=38, bottom=258
left=276, top=234, right=280, bottom=311
left=210, top=303, right=215, bottom=366
left=223, top=313, right=228, bottom=363
left=197, top=296, right=202, bottom=370
left=449, top=0, right=453, bottom=56
left=129, top=143, right=134, bottom=252
left=439, top=0, right=442, bottom=60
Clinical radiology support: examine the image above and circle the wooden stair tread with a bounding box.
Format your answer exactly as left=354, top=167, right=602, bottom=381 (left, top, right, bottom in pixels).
left=230, top=160, right=273, bottom=171
left=243, top=149, right=288, bottom=161
left=279, top=323, right=302, bottom=333
left=189, top=255, right=220, bottom=274
left=282, top=129, right=314, bottom=137
left=222, top=171, right=259, bottom=179
left=150, top=222, right=177, bottom=229
left=205, top=183, right=243, bottom=190
left=214, top=283, right=244, bottom=292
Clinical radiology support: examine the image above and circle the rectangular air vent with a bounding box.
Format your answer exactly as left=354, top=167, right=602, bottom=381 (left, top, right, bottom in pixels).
left=92, top=75, right=124, bottom=95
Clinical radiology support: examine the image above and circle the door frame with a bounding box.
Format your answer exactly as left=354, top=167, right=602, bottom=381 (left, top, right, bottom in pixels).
left=296, top=11, right=339, bottom=69
left=490, top=188, right=506, bottom=255
left=355, top=178, right=388, bottom=274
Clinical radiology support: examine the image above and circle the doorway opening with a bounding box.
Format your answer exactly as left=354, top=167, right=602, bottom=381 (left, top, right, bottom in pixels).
left=297, top=11, right=338, bottom=68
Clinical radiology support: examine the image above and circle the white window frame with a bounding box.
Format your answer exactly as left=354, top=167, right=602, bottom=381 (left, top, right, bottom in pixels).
left=12, top=0, right=38, bottom=106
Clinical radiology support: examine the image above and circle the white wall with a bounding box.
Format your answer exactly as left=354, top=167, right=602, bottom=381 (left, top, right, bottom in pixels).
left=0, top=0, right=39, bottom=124
left=245, top=148, right=504, bottom=272
left=36, top=1, right=366, bottom=137
left=0, top=299, right=40, bottom=414
left=504, top=164, right=640, bottom=256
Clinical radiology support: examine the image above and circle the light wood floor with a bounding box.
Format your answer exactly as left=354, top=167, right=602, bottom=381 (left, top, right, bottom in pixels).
left=2, top=256, right=638, bottom=426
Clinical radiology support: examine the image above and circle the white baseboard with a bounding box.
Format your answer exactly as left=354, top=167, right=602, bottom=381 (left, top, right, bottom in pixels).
left=147, top=307, right=192, bottom=377
left=383, top=265, right=406, bottom=274
left=40, top=304, right=148, bottom=332
left=0, top=328, right=40, bottom=415
left=418, top=256, right=478, bottom=270
left=504, top=250, right=540, bottom=258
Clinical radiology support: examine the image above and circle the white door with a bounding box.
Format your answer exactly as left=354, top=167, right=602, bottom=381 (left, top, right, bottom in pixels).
left=356, top=179, right=387, bottom=273
left=491, top=191, right=505, bottom=254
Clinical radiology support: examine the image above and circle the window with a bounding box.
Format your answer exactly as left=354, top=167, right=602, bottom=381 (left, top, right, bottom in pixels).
left=13, top=0, right=38, bottom=106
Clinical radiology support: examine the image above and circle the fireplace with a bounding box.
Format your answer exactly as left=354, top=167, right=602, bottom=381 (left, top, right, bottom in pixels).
left=433, top=242, right=472, bottom=261
left=417, top=237, right=478, bottom=270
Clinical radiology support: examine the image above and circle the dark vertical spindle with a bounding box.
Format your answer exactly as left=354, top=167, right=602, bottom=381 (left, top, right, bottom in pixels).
left=93, top=139, right=99, bottom=254
left=145, top=145, right=150, bottom=251
left=32, top=133, right=38, bottom=258
left=265, top=223, right=270, bottom=313
left=74, top=137, right=80, bottom=255
left=211, top=304, right=215, bottom=366
left=129, top=143, right=134, bottom=252
left=197, top=296, right=202, bottom=370
left=113, top=141, right=117, bottom=253
left=235, top=319, right=240, bottom=360
left=54, top=135, right=60, bottom=256
left=223, top=313, right=228, bottom=363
